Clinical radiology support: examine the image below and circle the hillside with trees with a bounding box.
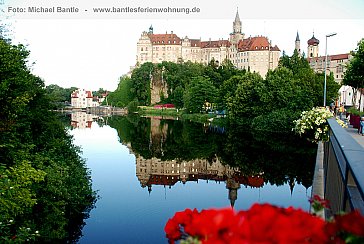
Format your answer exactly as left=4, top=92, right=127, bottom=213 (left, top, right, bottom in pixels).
left=108, top=51, right=340, bottom=132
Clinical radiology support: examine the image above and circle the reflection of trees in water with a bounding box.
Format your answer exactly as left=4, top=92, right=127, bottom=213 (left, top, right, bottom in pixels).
left=108, top=116, right=317, bottom=188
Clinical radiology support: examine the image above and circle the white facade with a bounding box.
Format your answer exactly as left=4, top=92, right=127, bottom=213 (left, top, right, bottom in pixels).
left=136, top=11, right=280, bottom=78
left=339, top=86, right=364, bottom=110
left=70, top=112, right=98, bottom=129
left=71, top=88, right=94, bottom=109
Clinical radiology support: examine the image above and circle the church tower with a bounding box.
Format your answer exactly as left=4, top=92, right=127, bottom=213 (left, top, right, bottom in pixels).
left=230, top=8, right=244, bottom=45
left=295, top=31, right=301, bottom=55
left=307, top=33, right=320, bottom=58
left=233, top=9, right=242, bottom=34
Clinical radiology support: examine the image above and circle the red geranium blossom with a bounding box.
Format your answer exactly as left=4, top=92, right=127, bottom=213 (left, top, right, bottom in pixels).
left=333, top=210, right=364, bottom=237
left=165, top=204, right=330, bottom=243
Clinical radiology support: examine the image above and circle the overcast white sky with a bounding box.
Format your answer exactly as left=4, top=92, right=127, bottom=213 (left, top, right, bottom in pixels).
left=2, top=0, right=364, bottom=91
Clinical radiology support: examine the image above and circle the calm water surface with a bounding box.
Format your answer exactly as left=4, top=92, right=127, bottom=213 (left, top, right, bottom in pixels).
left=68, top=113, right=316, bottom=244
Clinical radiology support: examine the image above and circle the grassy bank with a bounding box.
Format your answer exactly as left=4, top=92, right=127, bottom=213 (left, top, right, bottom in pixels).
left=137, top=106, right=227, bottom=126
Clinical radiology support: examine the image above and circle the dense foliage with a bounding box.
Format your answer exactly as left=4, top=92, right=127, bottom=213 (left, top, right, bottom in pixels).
left=109, top=51, right=340, bottom=132
left=343, top=39, right=364, bottom=110
left=45, top=84, right=78, bottom=108
left=0, top=35, right=95, bottom=242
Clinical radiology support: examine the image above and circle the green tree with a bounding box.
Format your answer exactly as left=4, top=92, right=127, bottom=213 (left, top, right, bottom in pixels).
left=278, top=50, right=340, bottom=109
left=92, top=88, right=107, bottom=98
left=219, top=75, right=244, bottom=111
left=171, top=85, right=184, bottom=109
left=107, top=75, right=133, bottom=107
left=0, top=32, right=95, bottom=242
left=45, top=84, right=78, bottom=108
left=343, top=38, right=364, bottom=110
left=204, top=59, right=223, bottom=88
left=183, top=76, right=218, bottom=113
left=258, top=67, right=296, bottom=112
left=131, top=62, right=153, bottom=105
left=226, top=72, right=264, bottom=121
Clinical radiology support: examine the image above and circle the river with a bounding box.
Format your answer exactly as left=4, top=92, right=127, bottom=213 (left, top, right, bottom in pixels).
left=66, top=112, right=317, bottom=243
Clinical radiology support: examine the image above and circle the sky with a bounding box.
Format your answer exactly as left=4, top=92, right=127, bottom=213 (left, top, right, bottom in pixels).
left=1, top=0, right=364, bottom=91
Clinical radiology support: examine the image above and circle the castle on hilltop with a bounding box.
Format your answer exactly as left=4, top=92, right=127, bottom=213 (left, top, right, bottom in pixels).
left=136, top=10, right=280, bottom=77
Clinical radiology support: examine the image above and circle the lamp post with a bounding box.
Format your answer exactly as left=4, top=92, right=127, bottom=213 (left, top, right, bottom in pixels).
left=323, top=32, right=337, bottom=107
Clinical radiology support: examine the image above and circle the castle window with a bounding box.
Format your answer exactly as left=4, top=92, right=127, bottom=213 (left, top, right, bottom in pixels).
left=145, top=47, right=148, bottom=51
left=141, top=47, right=143, bottom=51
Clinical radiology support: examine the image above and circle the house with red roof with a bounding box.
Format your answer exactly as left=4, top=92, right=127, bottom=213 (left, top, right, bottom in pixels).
left=71, top=88, right=97, bottom=109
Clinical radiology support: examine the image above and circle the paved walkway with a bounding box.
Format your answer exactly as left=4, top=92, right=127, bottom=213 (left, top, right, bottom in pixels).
left=344, top=124, right=364, bottom=148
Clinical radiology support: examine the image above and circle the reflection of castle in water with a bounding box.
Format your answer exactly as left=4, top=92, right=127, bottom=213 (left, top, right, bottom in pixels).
left=124, top=117, right=265, bottom=206
left=70, top=112, right=99, bottom=129
left=136, top=155, right=264, bottom=207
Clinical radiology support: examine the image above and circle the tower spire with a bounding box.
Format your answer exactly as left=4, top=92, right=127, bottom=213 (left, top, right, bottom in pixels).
left=295, top=31, right=301, bottom=55
left=233, top=8, right=242, bottom=34
left=295, top=31, right=300, bottom=41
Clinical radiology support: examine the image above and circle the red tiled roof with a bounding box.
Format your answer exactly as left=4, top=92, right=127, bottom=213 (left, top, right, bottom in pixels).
left=148, top=33, right=181, bottom=45
left=86, top=91, right=93, bottom=98
left=200, top=40, right=231, bottom=48
left=147, top=175, right=179, bottom=186
left=71, top=92, right=78, bottom=98
left=307, top=53, right=350, bottom=62
left=190, top=39, right=201, bottom=47
left=237, top=36, right=279, bottom=51
left=233, top=174, right=264, bottom=188
left=247, top=176, right=264, bottom=188
left=329, top=53, right=349, bottom=60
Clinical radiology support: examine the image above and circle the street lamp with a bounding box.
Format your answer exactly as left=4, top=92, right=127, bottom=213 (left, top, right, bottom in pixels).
left=323, top=32, right=337, bottom=107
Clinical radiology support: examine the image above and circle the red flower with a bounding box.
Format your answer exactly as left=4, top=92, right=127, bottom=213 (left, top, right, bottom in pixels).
left=334, top=210, right=364, bottom=237
left=164, top=218, right=181, bottom=241
left=309, top=195, right=330, bottom=211
left=164, top=203, right=364, bottom=244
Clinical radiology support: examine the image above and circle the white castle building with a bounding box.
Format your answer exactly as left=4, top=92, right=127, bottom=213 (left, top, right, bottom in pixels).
left=136, top=10, right=280, bottom=77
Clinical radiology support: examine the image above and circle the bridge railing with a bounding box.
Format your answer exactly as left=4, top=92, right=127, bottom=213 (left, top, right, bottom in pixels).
left=323, top=118, right=364, bottom=218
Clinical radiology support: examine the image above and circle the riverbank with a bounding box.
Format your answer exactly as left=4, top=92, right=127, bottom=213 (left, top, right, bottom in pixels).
left=137, top=106, right=227, bottom=126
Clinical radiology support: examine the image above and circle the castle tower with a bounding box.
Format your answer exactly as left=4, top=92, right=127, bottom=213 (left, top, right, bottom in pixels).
left=233, top=9, right=242, bottom=34
left=295, top=31, right=301, bottom=55
left=226, top=177, right=241, bottom=208
left=307, top=33, right=320, bottom=58
left=230, top=8, right=244, bottom=45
